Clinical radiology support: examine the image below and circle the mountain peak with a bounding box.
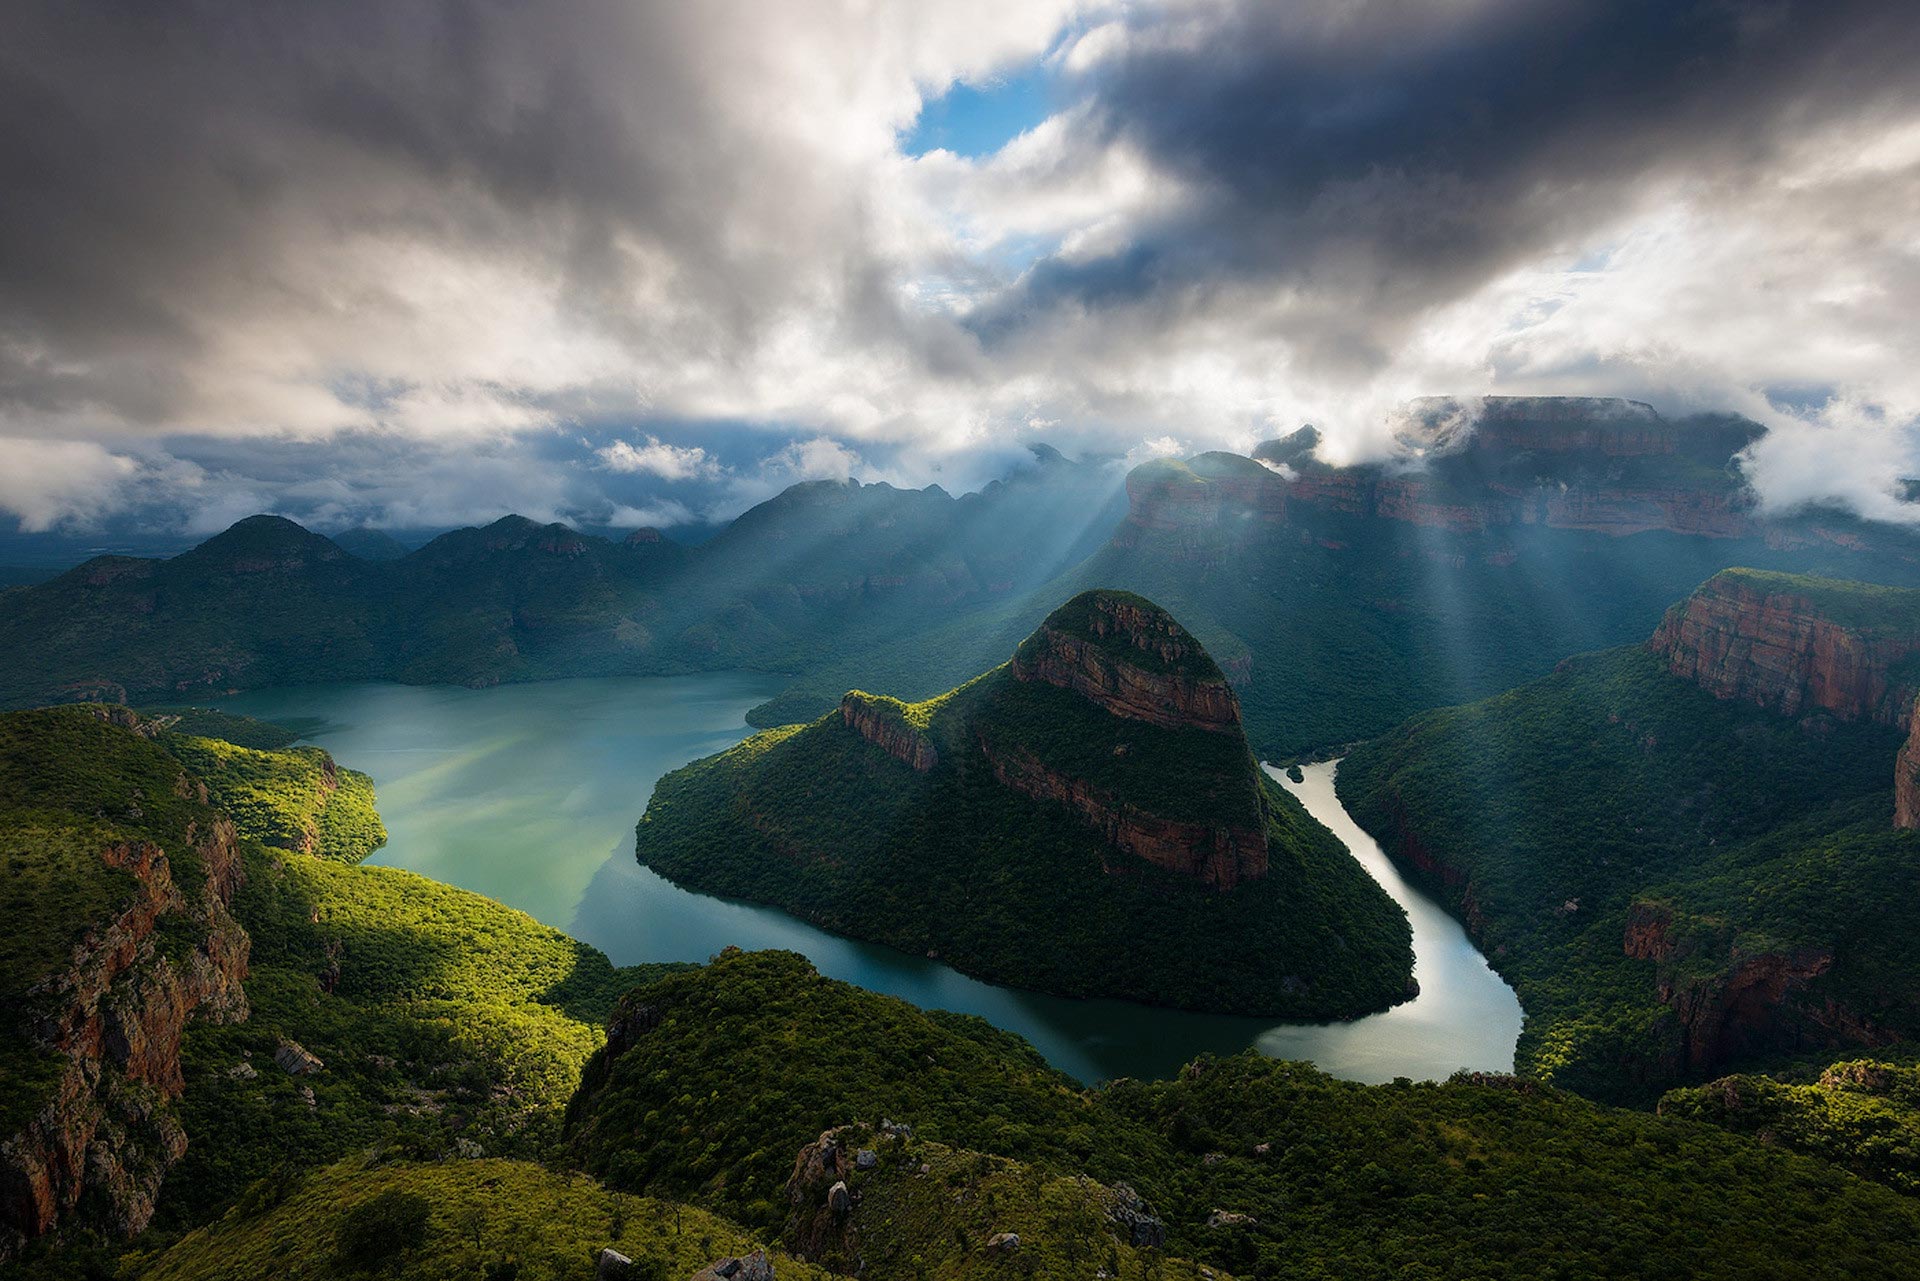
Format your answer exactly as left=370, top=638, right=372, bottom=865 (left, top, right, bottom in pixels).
left=181, top=514, right=344, bottom=571
left=1011, top=590, right=1241, bottom=733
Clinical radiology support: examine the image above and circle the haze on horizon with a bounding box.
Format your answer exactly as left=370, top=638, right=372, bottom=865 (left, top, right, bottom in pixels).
left=2, top=0, right=1918, bottom=538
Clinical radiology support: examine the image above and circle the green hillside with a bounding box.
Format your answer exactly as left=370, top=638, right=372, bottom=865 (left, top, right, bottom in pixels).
left=633, top=592, right=1413, bottom=1016
left=1337, top=642, right=1920, bottom=1101
left=565, top=950, right=1920, bottom=1280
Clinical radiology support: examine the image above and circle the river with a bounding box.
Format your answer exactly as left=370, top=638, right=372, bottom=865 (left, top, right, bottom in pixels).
left=213, top=675, right=1521, bottom=1085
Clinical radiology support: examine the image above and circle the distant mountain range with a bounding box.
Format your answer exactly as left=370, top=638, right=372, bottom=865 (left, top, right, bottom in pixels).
left=7, top=397, right=1920, bottom=760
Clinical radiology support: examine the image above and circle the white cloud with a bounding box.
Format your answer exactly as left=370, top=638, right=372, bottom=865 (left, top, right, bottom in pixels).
left=595, top=436, right=725, bottom=480
left=0, top=438, right=140, bottom=531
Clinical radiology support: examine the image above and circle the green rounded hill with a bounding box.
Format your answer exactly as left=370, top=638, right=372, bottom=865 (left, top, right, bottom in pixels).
left=633, top=590, right=1413, bottom=1017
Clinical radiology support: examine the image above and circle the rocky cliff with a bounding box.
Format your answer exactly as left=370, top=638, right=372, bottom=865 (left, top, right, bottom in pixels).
left=983, top=741, right=1269, bottom=890
left=1010, top=590, right=1242, bottom=734
left=1, top=796, right=250, bottom=1257
left=1898, top=698, right=1920, bottom=830
left=840, top=693, right=937, bottom=771
left=1649, top=570, right=1920, bottom=724
left=1118, top=397, right=1787, bottom=546
left=1622, top=901, right=1882, bottom=1078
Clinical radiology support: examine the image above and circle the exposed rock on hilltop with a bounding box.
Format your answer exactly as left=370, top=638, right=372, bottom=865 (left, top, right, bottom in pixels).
left=839, top=692, right=937, bottom=771
left=1010, top=589, right=1242, bottom=734
left=1650, top=569, right=1920, bottom=725
left=986, top=592, right=1267, bottom=889
left=632, top=593, right=1412, bottom=1015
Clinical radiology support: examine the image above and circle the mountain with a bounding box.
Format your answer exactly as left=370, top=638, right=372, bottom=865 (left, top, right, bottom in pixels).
left=740, top=399, right=1920, bottom=756
left=1336, top=570, right=1920, bottom=1102
left=633, top=590, right=1413, bottom=1015
left=0, top=448, right=1125, bottom=710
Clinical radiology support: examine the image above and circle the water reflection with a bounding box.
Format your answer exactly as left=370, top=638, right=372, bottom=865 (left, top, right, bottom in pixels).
left=216, top=679, right=1520, bottom=1084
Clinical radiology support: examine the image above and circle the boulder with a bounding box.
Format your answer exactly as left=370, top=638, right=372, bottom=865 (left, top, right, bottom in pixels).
left=598, top=1247, right=634, bottom=1279
left=984, top=1232, right=1020, bottom=1253
left=274, top=1039, right=323, bottom=1075
left=691, top=1249, right=774, bottom=1281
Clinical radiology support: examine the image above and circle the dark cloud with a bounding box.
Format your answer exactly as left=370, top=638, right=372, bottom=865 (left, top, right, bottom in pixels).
left=979, top=0, right=1920, bottom=376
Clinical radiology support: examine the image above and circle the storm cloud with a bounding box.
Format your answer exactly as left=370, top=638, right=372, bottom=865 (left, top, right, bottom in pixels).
left=1, top=0, right=1916, bottom=531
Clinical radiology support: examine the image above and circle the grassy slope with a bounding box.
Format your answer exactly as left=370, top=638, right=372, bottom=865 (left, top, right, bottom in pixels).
left=635, top=662, right=1411, bottom=1018
left=158, top=849, right=684, bottom=1232
left=161, top=732, right=387, bottom=863
left=1336, top=645, right=1920, bottom=1100
left=132, top=1158, right=836, bottom=1281
left=567, top=951, right=1920, bottom=1281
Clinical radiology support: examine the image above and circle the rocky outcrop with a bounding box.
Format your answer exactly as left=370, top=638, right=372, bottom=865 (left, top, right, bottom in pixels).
left=2, top=820, right=250, bottom=1257
left=784, top=1126, right=862, bottom=1271
left=984, top=743, right=1268, bottom=890
left=1649, top=572, right=1920, bottom=724
left=840, top=693, right=938, bottom=771
left=1623, top=901, right=1884, bottom=1077
left=1011, top=591, right=1242, bottom=734
left=689, top=1250, right=774, bottom=1281
left=1896, top=697, right=1920, bottom=829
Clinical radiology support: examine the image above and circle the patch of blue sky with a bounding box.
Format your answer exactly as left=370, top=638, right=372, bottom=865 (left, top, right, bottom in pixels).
left=902, top=61, right=1053, bottom=159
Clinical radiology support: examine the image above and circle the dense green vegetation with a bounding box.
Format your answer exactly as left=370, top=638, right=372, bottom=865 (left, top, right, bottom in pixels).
left=133, top=1158, right=835, bottom=1281
left=135, top=705, right=306, bottom=749
left=1662, top=1058, right=1920, bottom=1196
left=0, top=704, right=681, bottom=1272
left=568, top=950, right=1920, bottom=1280
left=1337, top=644, right=1920, bottom=1100
left=162, top=732, right=387, bottom=862
left=635, top=596, right=1412, bottom=1017
left=158, top=829, right=678, bottom=1231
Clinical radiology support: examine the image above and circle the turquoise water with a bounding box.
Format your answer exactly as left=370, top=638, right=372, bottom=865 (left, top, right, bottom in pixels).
left=215, top=677, right=1521, bottom=1084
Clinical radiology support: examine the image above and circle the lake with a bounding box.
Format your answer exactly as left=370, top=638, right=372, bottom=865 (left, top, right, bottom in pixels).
left=215, top=676, right=1522, bottom=1084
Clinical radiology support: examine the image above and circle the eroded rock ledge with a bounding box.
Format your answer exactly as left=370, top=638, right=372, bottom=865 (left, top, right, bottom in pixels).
left=840, top=692, right=937, bottom=771
left=1010, top=591, right=1242, bottom=734
left=1649, top=571, right=1920, bottom=724
left=983, top=741, right=1268, bottom=891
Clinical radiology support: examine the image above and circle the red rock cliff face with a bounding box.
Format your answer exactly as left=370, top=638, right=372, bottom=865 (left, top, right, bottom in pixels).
left=1896, top=696, right=1920, bottom=830
left=840, top=694, right=938, bottom=771
left=1649, top=576, right=1920, bottom=724
left=1, top=818, right=250, bottom=1258
left=983, top=741, right=1268, bottom=890
left=1622, top=901, right=1881, bottom=1076
left=1011, top=597, right=1242, bottom=735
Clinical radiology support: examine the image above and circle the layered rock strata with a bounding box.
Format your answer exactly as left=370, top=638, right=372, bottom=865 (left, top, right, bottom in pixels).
left=1010, top=591, right=1242, bottom=734
left=1649, top=572, right=1920, bottom=724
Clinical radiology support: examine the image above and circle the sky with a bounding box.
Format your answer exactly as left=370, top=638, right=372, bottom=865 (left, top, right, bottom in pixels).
left=2, top=0, right=1919, bottom=537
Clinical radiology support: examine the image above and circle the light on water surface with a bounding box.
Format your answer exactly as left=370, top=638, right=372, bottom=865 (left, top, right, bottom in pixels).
left=217, top=678, right=1520, bottom=1085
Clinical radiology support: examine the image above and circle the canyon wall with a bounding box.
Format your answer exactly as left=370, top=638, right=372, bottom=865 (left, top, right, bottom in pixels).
left=1, top=817, right=250, bottom=1258
left=1649, top=572, right=1920, bottom=725
left=840, top=692, right=938, bottom=771
left=982, top=741, right=1268, bottom=891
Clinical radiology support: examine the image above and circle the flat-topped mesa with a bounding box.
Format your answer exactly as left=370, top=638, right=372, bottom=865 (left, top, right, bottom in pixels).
left=1649, top=569, right=1920, bottom=725
left=1404, top=395, right=1672, bottom=456
left=839, top=691, right=937, bottom=771
left=1011, top=590, right=1243, bottom=733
